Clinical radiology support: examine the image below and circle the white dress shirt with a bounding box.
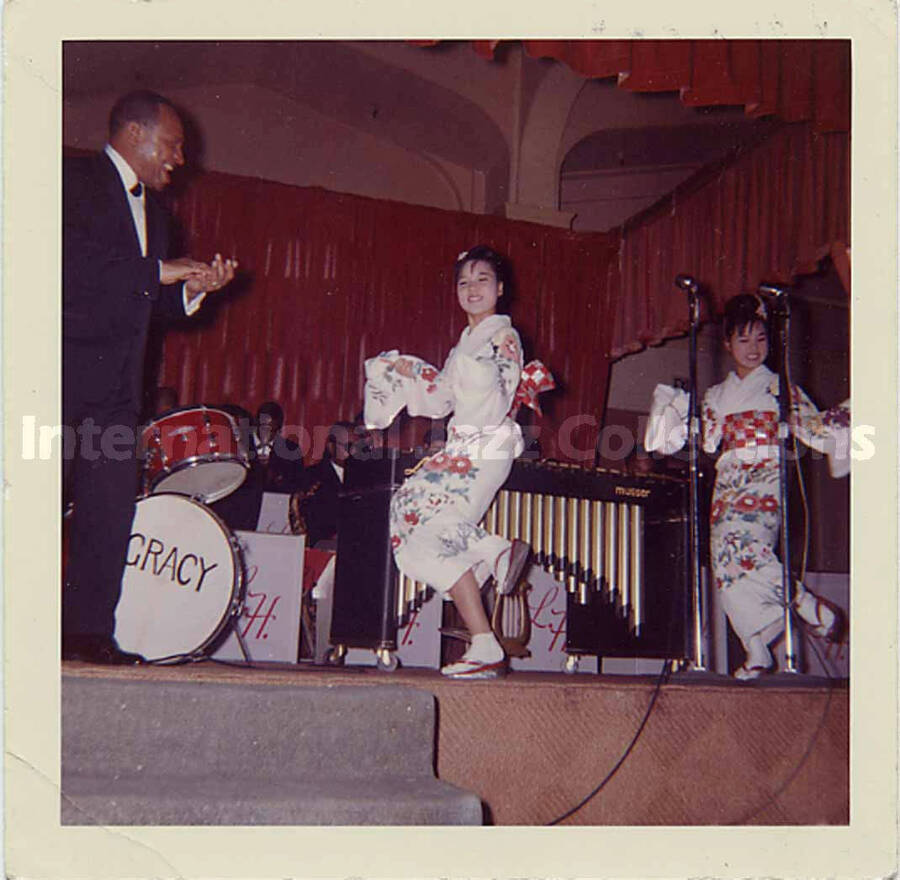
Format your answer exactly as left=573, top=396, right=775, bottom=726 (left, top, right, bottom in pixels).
left=104, top=144, right=205, bottom=315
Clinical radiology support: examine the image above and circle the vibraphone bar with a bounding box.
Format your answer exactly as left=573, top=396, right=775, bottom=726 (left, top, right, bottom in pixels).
left=393, top=459, right=689, bottom=659
left=331, top=453, right=690, bottom=665
left=482, top=488, right=644, bottom=632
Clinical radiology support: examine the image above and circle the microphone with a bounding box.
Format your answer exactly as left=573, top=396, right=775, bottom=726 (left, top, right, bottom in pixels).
left=758, top=282, right=789, bottom=298
left=675, top=274, right=699, bottom=292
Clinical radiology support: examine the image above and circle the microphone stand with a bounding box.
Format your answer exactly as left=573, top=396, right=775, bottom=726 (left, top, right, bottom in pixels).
left=768, top=290, right=801, bottom=674
left=676, top=276, right=708, bottom=672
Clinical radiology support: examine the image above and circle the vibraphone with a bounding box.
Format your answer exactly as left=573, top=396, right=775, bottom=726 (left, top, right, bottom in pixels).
left=329, top=451, right=690, bottom=670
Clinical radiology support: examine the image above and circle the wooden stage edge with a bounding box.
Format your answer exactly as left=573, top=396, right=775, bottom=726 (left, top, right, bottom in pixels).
left=62, top=660, right=849, bottom=826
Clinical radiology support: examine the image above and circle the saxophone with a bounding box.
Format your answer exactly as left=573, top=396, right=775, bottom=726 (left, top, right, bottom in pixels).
left=288, top=481, right=321, bottom=536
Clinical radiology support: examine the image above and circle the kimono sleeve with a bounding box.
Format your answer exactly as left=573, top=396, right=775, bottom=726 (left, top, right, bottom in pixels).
left=363, top=350, right=453, bottom=430
left=790, top=389, right=851, bottom=478
left=488, top=326, right=524, bottom=410
left=644, top=384, right=688, bottom=455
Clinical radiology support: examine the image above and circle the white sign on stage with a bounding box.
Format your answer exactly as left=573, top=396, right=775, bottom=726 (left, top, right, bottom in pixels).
left=508, top=565, right=570, bottom=673
left=343, top=588, right=443, bottom=669
left=255, top=491, right=292, bottom=534
left=212, top=530, right=305, bottom=663
left=343, top=566, right=598, bottom=673
left=394, top=594, right=443, bottom=668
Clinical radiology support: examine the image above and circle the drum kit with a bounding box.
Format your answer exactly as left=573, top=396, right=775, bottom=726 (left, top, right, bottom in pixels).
left=115, top=406, right=253, bottom=663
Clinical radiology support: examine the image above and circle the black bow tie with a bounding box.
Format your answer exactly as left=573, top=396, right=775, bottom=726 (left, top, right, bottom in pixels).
left=129, top=182, right=143, bottom=197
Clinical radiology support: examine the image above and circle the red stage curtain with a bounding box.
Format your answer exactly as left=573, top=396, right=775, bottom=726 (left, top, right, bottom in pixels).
left=608, top=122, right=850, bottom=358
left=415, top=39, right=850, bottom=132
left=158, top=176, right=619, bottom=463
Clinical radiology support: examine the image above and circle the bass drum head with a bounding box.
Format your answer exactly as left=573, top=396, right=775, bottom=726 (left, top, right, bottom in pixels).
left=152, top=459, right=248, bottom=504
left=115, top=494, right=242, bottom=661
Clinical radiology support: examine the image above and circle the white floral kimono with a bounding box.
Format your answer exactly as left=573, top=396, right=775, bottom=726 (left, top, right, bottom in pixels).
left=364, top=314, right=525, bottom=594
left=645, top=365, right=850, bottom=648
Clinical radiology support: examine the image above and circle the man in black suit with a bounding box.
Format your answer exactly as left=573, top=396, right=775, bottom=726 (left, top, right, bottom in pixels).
left=63, top=90, right=238, bottom=664
left=253, top=402, right=306, bottom=495
left=299, top=421, right=354, bottom=548
left=208, top=401, right=306, bottom=532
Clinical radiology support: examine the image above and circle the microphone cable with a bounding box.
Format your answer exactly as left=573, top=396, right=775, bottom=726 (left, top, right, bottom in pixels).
left=546, top=657, right=672, bottom=825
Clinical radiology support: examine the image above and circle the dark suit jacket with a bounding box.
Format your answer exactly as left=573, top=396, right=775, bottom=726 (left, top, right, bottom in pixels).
left=63, top=151, right=187, bottom=417
left=261, top=435, right=307, bottom=494
left=300, top=458, right=344, bottom=547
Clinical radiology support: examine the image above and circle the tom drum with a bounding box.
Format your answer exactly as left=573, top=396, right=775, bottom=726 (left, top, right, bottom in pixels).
left=141, top=406, right=249, bottom=503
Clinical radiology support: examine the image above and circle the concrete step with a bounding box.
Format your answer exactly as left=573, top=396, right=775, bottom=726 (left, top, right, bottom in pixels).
left=62, top=675, right=482, bottom=825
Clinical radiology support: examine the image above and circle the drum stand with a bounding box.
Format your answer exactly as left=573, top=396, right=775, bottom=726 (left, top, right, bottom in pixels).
left=152, top=604, right=251, bottom=666
left=231, top=620, right=253, bottom=664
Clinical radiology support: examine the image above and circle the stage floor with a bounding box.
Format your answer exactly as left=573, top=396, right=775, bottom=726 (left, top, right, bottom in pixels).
left=62, top=658, right=849, bottom=825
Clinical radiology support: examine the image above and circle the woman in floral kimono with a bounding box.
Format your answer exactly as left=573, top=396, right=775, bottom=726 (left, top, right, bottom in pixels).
left=645, top=293, right=849, bottom=680
left=364, top=246, right=533, bottom=679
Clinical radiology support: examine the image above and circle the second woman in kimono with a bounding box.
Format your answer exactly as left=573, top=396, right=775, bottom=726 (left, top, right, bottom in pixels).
left=645, top=293, right=848, bottom=680
left=364, top=245, right=536, bottom=679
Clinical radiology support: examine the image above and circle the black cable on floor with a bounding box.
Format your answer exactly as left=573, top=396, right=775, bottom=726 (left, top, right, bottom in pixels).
left=143, top=655, right=195, bottom=667
left=202, top=656, right=265, bottom=670
left=143, top=652, right=263, bottom=670
left=546, top=658, right=673, bottom=826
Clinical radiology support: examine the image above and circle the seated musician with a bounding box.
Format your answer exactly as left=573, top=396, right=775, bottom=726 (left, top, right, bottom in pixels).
left=253, top=401, right=306, bottom=494
left=209, top=400, right=305, bottom=531
left=297, top=420, right=354, bottom=548
left=363, top=245, right=552, bottom=679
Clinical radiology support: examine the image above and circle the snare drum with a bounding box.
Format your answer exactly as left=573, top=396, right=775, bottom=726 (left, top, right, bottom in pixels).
left=142, top=406, right=249, bottom=503
left=115, top=494, right=244, bottom=662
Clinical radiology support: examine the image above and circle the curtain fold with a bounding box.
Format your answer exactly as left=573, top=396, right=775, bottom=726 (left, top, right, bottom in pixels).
left=157, top=175, right=619, bottom=463
left=522, top=39, right=850, bottom=132
left=406, top=38, right=850, bottom=361
left=609, top=123, right=850, bottom=358
left=136, top=126, right=850, bottom=449
left=414, top=39, right=850, bottom=132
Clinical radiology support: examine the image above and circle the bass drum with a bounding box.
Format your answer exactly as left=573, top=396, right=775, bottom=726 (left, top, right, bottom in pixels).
left=115, top=494, right=244, bottom=662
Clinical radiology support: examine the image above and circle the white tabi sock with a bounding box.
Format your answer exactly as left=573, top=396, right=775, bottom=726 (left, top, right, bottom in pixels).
left=466, top=632, right=504, bottom=664
left=744, top=633, right=773, bottom=671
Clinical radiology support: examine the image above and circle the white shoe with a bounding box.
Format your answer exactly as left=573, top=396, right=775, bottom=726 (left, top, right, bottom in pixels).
left=440, top=656, right=507, bottom=679
left=733, top=634, right=774, bottom=681
left=733, top=662, right=773, bottom=682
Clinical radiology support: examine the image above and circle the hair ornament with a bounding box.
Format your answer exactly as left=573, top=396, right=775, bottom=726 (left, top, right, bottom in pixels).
left=754, top=296, right=768, bottom=322
left=456, top=250, right=469, bottom=262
